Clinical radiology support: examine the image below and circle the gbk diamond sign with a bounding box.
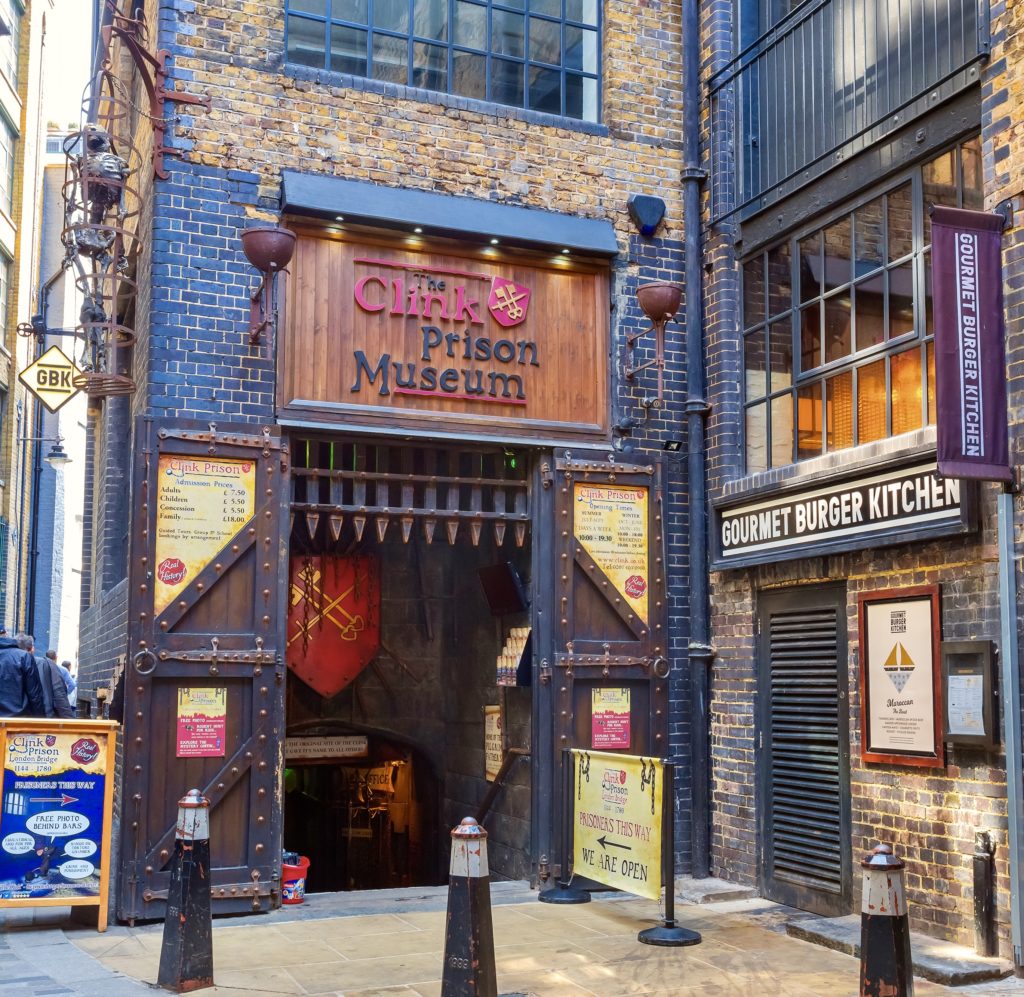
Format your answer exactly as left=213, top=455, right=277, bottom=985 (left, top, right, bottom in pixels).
left=19, top=346, right=83, bottom=413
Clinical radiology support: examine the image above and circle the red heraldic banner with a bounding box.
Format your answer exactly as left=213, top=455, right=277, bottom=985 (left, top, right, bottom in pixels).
left=931, top=207, right=1012, bottom=482
left=286, top=555, right=381, bottom=697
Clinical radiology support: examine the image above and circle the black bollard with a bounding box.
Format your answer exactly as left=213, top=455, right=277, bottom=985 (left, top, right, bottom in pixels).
left=441, top=817, right=497, bottom=997
left=860, top=843, right=914, bottom=997
left=157, top=789, right=214, bottom=993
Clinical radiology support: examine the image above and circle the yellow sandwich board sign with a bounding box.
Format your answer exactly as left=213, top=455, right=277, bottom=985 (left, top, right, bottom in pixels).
left=19, top=346, right=83, bottom=413
left=571, top=748, right=662, bottom=900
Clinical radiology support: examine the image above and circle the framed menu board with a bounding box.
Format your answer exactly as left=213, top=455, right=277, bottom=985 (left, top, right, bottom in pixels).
left=859, top=585, right=944, bottom=768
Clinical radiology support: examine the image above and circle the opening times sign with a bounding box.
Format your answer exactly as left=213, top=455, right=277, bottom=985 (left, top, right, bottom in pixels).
left=571, top=749, right=662, bottom=900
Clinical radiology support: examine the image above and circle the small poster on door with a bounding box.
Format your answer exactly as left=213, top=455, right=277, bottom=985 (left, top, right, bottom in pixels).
left=592, top=688, right=631, bottom=750
left=176, top=688, right=227, bottom=758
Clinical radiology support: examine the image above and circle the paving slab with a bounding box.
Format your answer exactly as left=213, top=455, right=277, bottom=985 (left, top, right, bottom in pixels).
left=787, top=912, right=1014, bottom=986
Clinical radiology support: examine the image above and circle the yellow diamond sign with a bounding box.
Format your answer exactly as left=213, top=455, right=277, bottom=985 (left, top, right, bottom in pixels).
left=19, top=345, right=83, bottom=413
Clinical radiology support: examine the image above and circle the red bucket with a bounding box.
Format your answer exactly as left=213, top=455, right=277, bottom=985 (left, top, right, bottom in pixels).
left=281, top=856, right=310, bottom=904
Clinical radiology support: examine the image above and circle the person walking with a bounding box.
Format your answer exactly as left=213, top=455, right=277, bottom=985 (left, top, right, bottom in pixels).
left=18, top=634, right=73, bottom=719
left=46, top=649, right=75, bottom=700
left=0, top=630, right=45, bottom=717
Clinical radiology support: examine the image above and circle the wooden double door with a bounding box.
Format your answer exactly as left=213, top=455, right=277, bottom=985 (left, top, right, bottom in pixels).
left=118, top=419, right=289, bottom=922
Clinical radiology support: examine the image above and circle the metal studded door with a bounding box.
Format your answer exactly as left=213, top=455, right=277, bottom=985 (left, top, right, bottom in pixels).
left=119, top=419, right=289, bottom=922
left=547, top=449, right=669, bottom=881
left=757, top=586, right=852, bottom=916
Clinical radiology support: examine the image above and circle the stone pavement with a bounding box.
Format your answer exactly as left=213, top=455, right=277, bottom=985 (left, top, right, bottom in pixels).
left=5, top=887, right=1024, bottom=996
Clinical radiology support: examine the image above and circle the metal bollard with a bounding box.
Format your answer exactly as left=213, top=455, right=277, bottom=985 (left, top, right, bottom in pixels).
left=157, top=789, right=214, bottom=993
left=441, top=817, right=497, bottom=997
left=974, top=831, right=996, bottom=957
left=860, top=843, right=913, bottom=997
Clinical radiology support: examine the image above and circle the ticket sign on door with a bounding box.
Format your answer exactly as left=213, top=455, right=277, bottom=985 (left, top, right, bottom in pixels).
left=573, top=484, right=649, bottom=624
left=571, top=749, right=662, bottom=900
left=0, top=732, right=109, bottom=900
left=154, top=455, right=256, bottom=615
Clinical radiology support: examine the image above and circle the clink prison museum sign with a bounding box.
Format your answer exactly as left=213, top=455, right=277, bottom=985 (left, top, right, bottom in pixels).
left=714, top=462, right=972, bottom=568
left=280, top=234, right=610, bottom=443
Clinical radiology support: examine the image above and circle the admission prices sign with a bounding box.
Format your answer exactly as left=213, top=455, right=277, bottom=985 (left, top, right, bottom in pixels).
left=571, top=749, right=662, bottom=900
left=931, top=207, right=1012, bottom=483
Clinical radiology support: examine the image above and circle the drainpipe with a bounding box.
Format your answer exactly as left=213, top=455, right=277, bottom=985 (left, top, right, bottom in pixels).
left=682, top=0, right=713, bottom=878
left=997, top=486, right=1024, bottom=975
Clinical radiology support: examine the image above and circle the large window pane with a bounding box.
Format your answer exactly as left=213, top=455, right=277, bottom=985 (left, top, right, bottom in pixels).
left=822, top=216, right=852, bottom=293
left=375, top=0, right=410, bottom=33
left=926, top=341, right=936, bottom=425
left=798, top=233, right=821, bottom=303
left=746, top=403, right=768, bottom=473
left=888, top=263, right=914, bottom=339
left=800, top=303, right=821, bottom=372
left=767, top=243, right=791, bottom=317
left=454, top=2, right=487, bottom=48
left=824, top=292, right=852, bottom=363
left=961, top=137, right=983, bottom=210
left=797, top=384, right=823, bottom=460
left=769, top=319, right=792, bottom=390
left=534, top=0, right=562, bottom=14
left=891, top=347, right=924, bottom=435
left=854, top=274, right=884, bottom=350
left=529, top=65, right=561, bottom=114
left=854, top=197, right=884, bottom=274
left=744, top=329, right=767, bottom=400
left=414, top=0, right=448, bottom=40
left=372, top=33, right=408, bottom=82
left=566, top=0, right=598, bottom=24
left=826, top=372, right=854, bottom=451
left=857, top=360, right=887, bottom=444
left=771, top=394, right=794, bottom=467
left=564, top=74, right=597, bottom=121
left=452, top=50, right=486, bottom=98
left=887, top=183, right=913, bottom=261
left=290, top=0, right=327, bottom=14
left=288, top=15, right=326, bottom=67
left=924, top=152, right=957, bottom=245
left=565, top=26, right=598, bottom=72
left=330, top=24, right=367, bottom=75
left=413, top=42, right=447, bottom=90
left=492, top=9, right=525, bottom=57
left=491, top=58, right=525, bottom=106
left=531, top=17, right=562, bottom=64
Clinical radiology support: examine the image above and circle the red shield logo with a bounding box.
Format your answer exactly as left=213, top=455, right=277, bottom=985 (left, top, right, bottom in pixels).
left=45, top=735, right=56, bottom=747
left=286, top=555, right=381, bottom=697
left=624, top=575, right=647, bottom=599
left=70, top=738, right=99, bottom=765
left=488, top=277, right=531, bottom=328
left=157, top=558, right=187, bottom=585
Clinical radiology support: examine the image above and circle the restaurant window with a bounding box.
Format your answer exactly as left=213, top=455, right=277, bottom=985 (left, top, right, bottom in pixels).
left=741, top=136, right=980, bottom=473
left=284, top=0, right=601, bottom=122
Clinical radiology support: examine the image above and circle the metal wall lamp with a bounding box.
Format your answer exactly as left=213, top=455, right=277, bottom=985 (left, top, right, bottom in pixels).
left=18, top=437, right=72, bottom=468
left=241, top=226, right=296, bottom=355
left=626, top=282, right=682, bottom=405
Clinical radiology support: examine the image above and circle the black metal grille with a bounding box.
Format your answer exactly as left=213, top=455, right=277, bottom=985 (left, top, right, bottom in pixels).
left=767, top=608, right=843, bottom=892
left=709, top=0, right=987, bottom=220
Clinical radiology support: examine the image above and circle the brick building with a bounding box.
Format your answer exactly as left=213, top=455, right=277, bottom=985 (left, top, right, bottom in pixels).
left=78, top=0, right=694, bottom=922
left=76, top=0, right=1024, bottom=962
left=703, top=0, right=1024, bottom=965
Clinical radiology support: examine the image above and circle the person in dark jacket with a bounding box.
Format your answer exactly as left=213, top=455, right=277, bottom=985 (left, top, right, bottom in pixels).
left=18, top=634, right=73, bottom=719
left=0, top=633, right=45, bottom=717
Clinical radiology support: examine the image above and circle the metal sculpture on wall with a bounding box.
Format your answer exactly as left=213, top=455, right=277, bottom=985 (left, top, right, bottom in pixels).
left=60, top=4, right=211, bottom=397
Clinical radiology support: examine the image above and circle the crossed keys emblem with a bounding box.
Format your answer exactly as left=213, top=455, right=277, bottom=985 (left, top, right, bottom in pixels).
left=289, top=567, right=366, bottom=645
left=493, top=284, right=527, bottom=320
left=487, top=276, right=531, bottom=328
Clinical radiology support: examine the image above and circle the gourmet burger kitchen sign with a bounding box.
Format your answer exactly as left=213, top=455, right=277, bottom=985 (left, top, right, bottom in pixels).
left=279, top=233, right=610, bottom=444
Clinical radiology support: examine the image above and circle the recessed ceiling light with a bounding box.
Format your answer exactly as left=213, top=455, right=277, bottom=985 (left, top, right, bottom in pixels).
left=414, top=227, right=423, bottom=234
left=561, top=248, right=570, bottom=254
left=335, top=215, right=345, bottom=221
left=490, top=238, right=499, bottom=245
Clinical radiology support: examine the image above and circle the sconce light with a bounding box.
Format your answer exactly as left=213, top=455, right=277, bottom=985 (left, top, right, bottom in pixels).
left=626, top=281, right=682, bottom=405
left=241, top=226, right=296, bottom=351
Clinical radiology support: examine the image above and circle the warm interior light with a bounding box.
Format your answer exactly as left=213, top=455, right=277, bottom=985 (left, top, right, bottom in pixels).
left=490, top=238, right=499, bottom=245
left=414, top=227, right=423, bottom=234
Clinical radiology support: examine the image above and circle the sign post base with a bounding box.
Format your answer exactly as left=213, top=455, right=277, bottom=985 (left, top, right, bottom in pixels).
left=539, top=884, right=591, bottom=905
left=638, top=922, right=702, bottom=947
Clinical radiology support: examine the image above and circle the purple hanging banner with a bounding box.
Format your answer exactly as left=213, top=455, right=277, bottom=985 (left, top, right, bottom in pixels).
left=931, top=206, right=1012, bottom=483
